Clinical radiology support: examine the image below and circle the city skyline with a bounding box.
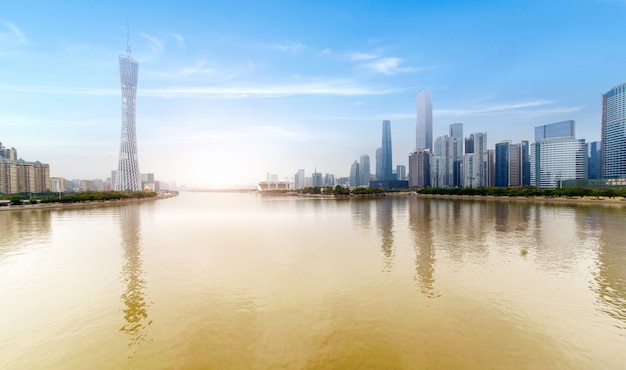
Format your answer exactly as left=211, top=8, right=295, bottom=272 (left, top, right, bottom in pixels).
left=2, top=1, right=626, bottom=188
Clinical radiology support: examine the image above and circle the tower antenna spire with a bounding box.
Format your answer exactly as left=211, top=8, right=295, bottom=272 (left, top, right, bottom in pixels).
left=126, top=21, right=131, bottom=56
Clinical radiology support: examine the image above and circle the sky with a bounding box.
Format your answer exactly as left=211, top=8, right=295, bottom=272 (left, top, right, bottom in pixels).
left=2, top=0, right=626, bottom=188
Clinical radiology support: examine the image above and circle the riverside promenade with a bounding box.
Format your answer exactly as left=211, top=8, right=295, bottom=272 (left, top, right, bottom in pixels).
left=0, top=191, right=179, bottom=212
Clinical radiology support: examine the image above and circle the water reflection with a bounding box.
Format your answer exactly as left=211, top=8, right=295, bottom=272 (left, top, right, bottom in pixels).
left=408, top=198, right=438, bottom=297
left=0, top=209, right=51, bottom=261
left=593, top=207, right=626, bottom=328
left=118, top=204, right=152, bottom=358
left=375, top=199, right=394, bottom=272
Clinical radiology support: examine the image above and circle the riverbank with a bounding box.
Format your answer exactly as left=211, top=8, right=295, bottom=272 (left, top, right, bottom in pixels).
left=408, top=192, right=626, bottom=207
left=0, top=191, right=179, bottom=212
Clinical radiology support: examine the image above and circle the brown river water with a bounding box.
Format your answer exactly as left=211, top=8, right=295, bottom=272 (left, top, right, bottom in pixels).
left=1, top=192, right=625, bottom=369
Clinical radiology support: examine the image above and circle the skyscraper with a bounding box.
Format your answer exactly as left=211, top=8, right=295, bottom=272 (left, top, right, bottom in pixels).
left=115, top=32, right=141, bottom=191
left=381, top=120, right=393, bottom=181
left=530, top=121, right=587, bottom=189
left=416, top=90, right=433, bottom=151
left=602, top=83, right=626, bottom=178
left=359, top=154, right=371, bottom=187
left=449, top=123, right=463, bottom=187
left=350, top=161, right=360, bottom=187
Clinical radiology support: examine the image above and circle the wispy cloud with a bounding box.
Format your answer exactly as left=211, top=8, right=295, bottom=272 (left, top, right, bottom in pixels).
left=0, top=21, right=27, bottom=53
left=0, top=79, right=398, bottom=99
left=0, top=84, right=117, bottom=95
left=435, top=99, right=555, bottom=116
left=346, top=52, right=379, bottom=61
left=259, top=41, right=305, bottom=54
left=363, top=57, right=418, bottom=75
left=138, top=32, right=165, bottom=61
left=166, top=32, right=185, bottom=49
left=142, top=80, right=397, bottom=98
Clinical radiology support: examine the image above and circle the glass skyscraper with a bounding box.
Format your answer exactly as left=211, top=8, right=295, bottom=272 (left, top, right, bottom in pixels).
left=115, top=34, right=141, bottom=191
left=381, top=120, right=393, bottom=181
left=416, top=91, right=432, bottom=151
left=530, top=121, right=587, bottom=189
left=602, top=83, right=626, bottom=178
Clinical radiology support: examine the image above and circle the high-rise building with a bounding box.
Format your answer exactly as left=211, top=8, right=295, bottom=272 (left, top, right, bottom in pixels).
left=602, top=83, right=626, bottom=178
left=462, top=132, right=487, bottom=188
left=294, top=169, right=305, bottom=189
left=381, top=120, right=393, bottom=181
left=115, top=32, right=141, bottom=191
left=588, top=141, right=602, bottom=179
left=311, top=169, right=323, bottom=187
left=449, top=123, right=463, bottom=187
left=375, top=148, right=382, bottom=180
left=408, top=149, right=431, bottom=188
left=495, top=141, right=510, bottom=187
left=350, top=160, right=360, bottom=187
left=535, top=120, right=575, bottom=141
left=396, top=165, right=406, bottom=181
left=530, top=121, right=587, bottom=189
left=359, top=154, right=371, bottom=187
left=416, top=91, right=433, bottom=151
left=431, top=135, right=454, bottom=188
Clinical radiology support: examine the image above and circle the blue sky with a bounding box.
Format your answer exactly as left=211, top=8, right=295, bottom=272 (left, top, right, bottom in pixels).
left=1, top=0, right=625, bottom=188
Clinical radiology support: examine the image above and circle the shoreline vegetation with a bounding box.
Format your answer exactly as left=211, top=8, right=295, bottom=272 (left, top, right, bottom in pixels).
left=0, top=190, right=179, bottom=212
left=260, top=186, right=626, bottom=206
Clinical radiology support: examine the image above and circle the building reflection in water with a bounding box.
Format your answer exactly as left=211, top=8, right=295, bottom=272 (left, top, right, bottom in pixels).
left=592, top=207, right=626, bottom=329
left=375, top=199, right=395, bottom=272
left=118, top=204, right=152, bottom=358
left=408, top=198, right=438, bottom=297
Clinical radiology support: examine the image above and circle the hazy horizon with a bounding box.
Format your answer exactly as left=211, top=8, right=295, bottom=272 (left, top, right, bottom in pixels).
left=2, top=1, right=624, bottom=188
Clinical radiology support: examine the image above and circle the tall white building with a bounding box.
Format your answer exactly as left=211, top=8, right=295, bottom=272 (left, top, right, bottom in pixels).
left=416, top=91, right=433, bottom=151
left=115, top=32, right=141, bottom=191
left=462, top=132, right=487, bottom=188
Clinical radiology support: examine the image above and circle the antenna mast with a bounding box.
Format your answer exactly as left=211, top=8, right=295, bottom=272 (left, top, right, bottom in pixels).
left=126, top=21, right=131, bottom=56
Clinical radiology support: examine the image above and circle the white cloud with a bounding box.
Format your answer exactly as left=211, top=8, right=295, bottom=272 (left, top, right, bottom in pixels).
left=138, top=32, right=165, bottom=61
left=166, top=32, right=185, bottom=49
left=435, top=99, right=556, bottom=116
left=363, top=57, right=417, bottom=75
left=0, top=79, right=398, bottom=99
left=346, top=52, right=378, bottom=61
left=262, top=41, right=305, bottom=54
left=0, top=21, right=27, bottom=53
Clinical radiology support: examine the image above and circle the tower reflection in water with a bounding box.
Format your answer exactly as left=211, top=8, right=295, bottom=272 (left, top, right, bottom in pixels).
left=409, top=198, right=438, bottom=298
left=118, top=204, right=151, bottom=357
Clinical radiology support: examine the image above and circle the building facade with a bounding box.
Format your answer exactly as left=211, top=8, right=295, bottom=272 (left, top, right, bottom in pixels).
left=602, top=83, right=626, bottom=178
left=381, top=120, right=393, bottom=181
left=408, top=149, right=431, bottom=188
left=416, top=90, right=433, bottom=151
left=530, top=121, right=587, bottom=189
left=359, top=154, right=371, bottom=186
left=115, top=35, right=142, bottom=191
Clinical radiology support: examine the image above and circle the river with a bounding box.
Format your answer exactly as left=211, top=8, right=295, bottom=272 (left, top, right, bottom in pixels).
left=1, top=192, right=625, bottom=369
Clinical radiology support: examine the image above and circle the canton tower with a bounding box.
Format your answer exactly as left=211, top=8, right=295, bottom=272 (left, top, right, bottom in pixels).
left=115, top=31, right=141, bottom=191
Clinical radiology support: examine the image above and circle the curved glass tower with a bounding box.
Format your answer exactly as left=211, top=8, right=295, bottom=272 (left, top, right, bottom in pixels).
left=115, top=34, right=141, bottom=191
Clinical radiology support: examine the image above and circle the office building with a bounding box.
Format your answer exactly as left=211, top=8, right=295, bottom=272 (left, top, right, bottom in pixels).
left=588, top=141, right=602, bottom=179
left=359, top=154, right=371, bottom=187
left=381, top=120, right=393, bottom=181
left=449, top=123, right=463, bottom=187
left=462, top=132, right=487, bottom=188
left=115, top=33, right=141, bottom=191
left=416, top=90, right=433, bottom=150
left=294, top=169, right=305, bottom=189
left=409, top=149, right=431, bottom=188
left=602, top=83, right=626, bottom=178
left=530, top=121, right=587, bottom=188
left=375, top=148, right=382, bottom=180
left=350, top=161, right=360, bottom=187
